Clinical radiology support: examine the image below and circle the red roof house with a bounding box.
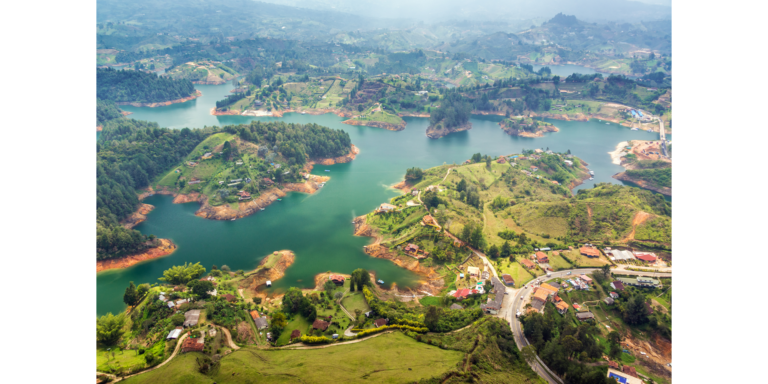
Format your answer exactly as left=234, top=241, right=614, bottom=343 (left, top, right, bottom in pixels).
left=622, top=366, right=639, bottom=378
left=520, top=259, right=535, bottom=269
left=535, top=252, right=549, bottom=263
left=329, top=274, right=345, bottom=285
left=453, top=288, right=471, bottom=300
left=634, top=252, right=658, bottom=262
left=312, top=319, right=330, bottom=331
left=181, top=336, right=205, bottom=353
left=579, top=246, right=600, bottom=258
left=374, top=318, right=388, bottom=327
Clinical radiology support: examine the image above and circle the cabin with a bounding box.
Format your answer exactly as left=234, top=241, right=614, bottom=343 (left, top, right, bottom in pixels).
left=535, top=252, right=549, bottom=263
left=604, top=297, right=615, bottom=305
left=580, top=246, right=601, bottom=258
left=312, top=319, right=330, bottom=331
left=329, top=274, right=345, bottom=286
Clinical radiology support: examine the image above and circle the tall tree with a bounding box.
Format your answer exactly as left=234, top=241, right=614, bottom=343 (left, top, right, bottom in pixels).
left=123, top=281, right=138, bottom=307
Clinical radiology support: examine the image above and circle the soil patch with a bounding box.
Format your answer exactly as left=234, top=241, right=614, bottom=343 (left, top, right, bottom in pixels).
left=121, top=203, right=155, bottom=229
left=96, top=239, right=177, bottom=272
left=426, top=122, right=472, bottom=139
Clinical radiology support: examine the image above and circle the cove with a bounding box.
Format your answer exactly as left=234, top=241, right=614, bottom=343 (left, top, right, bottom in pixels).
left=98, top=84, right=668, bottom=316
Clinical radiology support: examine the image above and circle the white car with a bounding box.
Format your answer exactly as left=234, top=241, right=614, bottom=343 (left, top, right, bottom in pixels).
left=567, top=272, right=572, bottom=275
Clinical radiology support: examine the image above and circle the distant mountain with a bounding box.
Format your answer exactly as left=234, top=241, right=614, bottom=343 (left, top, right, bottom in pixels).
left=263, top=0, right=672, bottom=23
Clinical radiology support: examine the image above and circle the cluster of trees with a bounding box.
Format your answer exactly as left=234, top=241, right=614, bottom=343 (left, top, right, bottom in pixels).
left=424, top=304, right=483, bottom=332
left=564, top=73, right=601, bottom=83
left=215, top=92, right=246, bottom=109
left=123, top=281, right=150, bottom=307
left=429, top=91, right=471, bottom=129
left=97, top=98, right=124, bottom=125
left=282, top=287, right=317, bottom=322
left=159, top=262, right=206, bottom=284
left=404, top=167, right=423, bottom=180
left=459, top=221, right=486, bottom=250
left=97, top=117, right=211, bottom=260
left=625, top=167, right=671, bottom=188
left=521, top=311, right=617, bottom=384
left=456, top=179, right=482, bottom=209
left=348, top=268, right=371, bottom=292
left=97, top=67, right=196, bottom=103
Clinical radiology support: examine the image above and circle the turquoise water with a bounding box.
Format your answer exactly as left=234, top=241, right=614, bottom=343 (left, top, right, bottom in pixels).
left=98, top=84, right=668, bottom=316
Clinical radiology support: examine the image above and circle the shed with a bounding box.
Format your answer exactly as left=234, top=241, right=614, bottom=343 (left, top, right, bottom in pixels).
left=184, top=310, right=201, bottom=327
left=181, top=336, right=205, bottom=353
left=312, top=319, right=330, bottom=331
left=576, top=312, right=595, bottom=321
left=604, top=297, right=615, bottom=305
left=166, top=329, right=182, bottom=340
left=254, top=318, right=268, bottom=330
left=374, top=318, right=389, bottom=328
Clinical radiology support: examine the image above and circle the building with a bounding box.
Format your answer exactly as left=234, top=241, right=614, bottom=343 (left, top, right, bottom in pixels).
left=254, top=318, right=269, bottom=330
left=181, top=336, right=205, bottom=353
left=576, top=312, right=595, bottom=321
left=610, top=281, right=626, bottom=291
left=634, top=252, right=658, bottom=262
left=262, top=178, right=275, bottom=186
left=604, top=297, right=615, bottom=305
left=520, top=259, right=535, bottom=269
left=250, top=310, right=261, bottom=321
left=555, top=301, right=570, bottom=314
left=564, top=160, right=573, bottom=166
left=580, top=246, right=601, bottom=258
left=539, top=283, right=559, bottom=295
left=184, top=310, right=201, bottom=328
left=411, top=190, right=419, bottom=196
left=166, top=328, right=182, bottom=340
left=237, top=191, right=251, bottom=200
left=467, top=266, right=480, bottom=277
left=329, top=274, right=345, bottom=285
left=312, top=319, right=330, bottom=331
left=452, top=288, right=471, bottom=300
left=608, top=249, right=635, bottom=261
left=376, top=203, right=397, bottom=213
left=617, top=276, right=661, bottom=288
left=374, top=318, right=389, bottom=327
left=290, top=330, right=301, bottom=340
left=548, top=282, right=561, bottom=290
left=481, top=277, right=506, bottom=315
left=530, top=166, right=539, bottom=172
left=535, top=252, right=549, bottom=263
left=530, top=300, right=545, bottom=312
left=579, top=275, right=593, bottom=284
left=533, top=289, right=550, bottom=303
left=607, top=368, right=643, bottom=384
left=610, top=292, right=619, bottom=299
left=497, top=157, right=507, bottom=164
left=622, top=366, right=639, bottom=378
left=501, top=274, right=515, bottom=286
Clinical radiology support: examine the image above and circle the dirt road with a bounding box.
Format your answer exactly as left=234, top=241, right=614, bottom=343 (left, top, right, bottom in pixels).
left=102, top=333, right=189, bottom=382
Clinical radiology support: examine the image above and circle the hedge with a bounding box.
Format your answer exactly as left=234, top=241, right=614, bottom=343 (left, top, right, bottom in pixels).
left=299, top=335, right=332, bottom=344
left=355, top=324, right=429, bottom=338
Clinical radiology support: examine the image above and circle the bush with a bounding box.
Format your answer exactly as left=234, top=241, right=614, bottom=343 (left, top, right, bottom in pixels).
left=299, top=335, right=332, bottom=344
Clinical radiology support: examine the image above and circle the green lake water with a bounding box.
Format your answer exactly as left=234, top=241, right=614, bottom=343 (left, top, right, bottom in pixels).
left=98, top=84, right=669, bottom=316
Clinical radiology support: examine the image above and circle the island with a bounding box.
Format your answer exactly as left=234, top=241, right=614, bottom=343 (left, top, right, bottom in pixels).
left=97, top=67, right=199, bottom=106
left=425, top=92, right=472, bottom=138
left=498, top=116, right=559, bottom=137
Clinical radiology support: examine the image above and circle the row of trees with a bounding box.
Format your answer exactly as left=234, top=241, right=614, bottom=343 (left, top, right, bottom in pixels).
left=97, top=67, right=196, bottom=103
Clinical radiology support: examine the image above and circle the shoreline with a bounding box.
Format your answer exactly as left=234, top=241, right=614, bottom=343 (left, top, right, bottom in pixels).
left=609, top=141, right=629, bottom=165
left=426, top=121, right=472, bottom=139
left=498, top=120, right=560, bottom=138
left=236, top=250, right=296, bottom=302
left=613, top=172, right=671, bottom=196
left=115, top=90, right=202, bottom=108
left=97, top=239, right=177, bottom=273
left=342, top=119, right=406, bottom=131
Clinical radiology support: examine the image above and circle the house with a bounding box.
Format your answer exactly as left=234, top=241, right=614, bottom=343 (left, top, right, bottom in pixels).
left=580, top=246, right=601, bottom=258
left=610, top=281, right=625, bottom=291
left=496, top=157, right=507, bottom=164
left=530, top=300, right=545, bottom=312
left=501, top=274, right=515, bottom=286
left=481, top=277, right=506, bottom=314
left=422, top=215, right=441, bottom=230
left=576, top=312, right=595, bottom=321
left=533, top=289, right=550, bottom=303
left=166, top=329, right=182, bottom=340
left=555, top=301, right=570, bottom=314
left=181, top=336, right=205, bottom=353
left=539, top=283, right=559, bottom=295
left=467, top=266, right=480, bottom=277
left=290, top=330, right=301, bottom=340
left=329, top=274, right=345, bottom=285
left=610, top=292, right=619, bottom=299
left=222, top=294, right=237, bottom=303
left=201, top=276, right=216, bottom=282
left=622, top=366, right=639, bottom=378
left=262, top=178, right=275, bottom=186
left=617, top=276, right=661, bottom=288
left=634, top=252, right=658, bottom=262
left=158, top=294, right=168, bottom=302
left=520, top=259, right=535, bottom=269
left=530, top=166, right=539, bottom=172
left=364, top=311, right=372, bottom=318
left=481, top=270, right=490, bottom=280
left=376, top=203, right=397, bottom=213
left=450, top=303, right=463, bottom=310
left=184, top=310, right=201, bottom=327
left=604, top=297, right=615, bottom=305
left=579, top=275, right=593, bottom=284
left=609, top=361, right=619, bottom=369
left=250, top=310, right=260, bottom=321
left=374, top=318, right=389, bottom=328
left=608, top=249, right=635, bottom=261
left=404, top=243, right=419, bottom=254
left=254, top=318, right=269, bottom=330
left=237, top=191, right=251, bottom=200
left=548, top=282, right=561, bottom=290
left=607, top=368, right=643, bottom=384
left=534, top=149, right=543, bottom=153
left=535, top=252, right=549, bottom=263
left=564, top=160, right=573, bottom=166
left=411, top=190, right=419, bottom=196
left=175, top=299, right=189, bottom=307
left=312, top=319, right=330, bottom=331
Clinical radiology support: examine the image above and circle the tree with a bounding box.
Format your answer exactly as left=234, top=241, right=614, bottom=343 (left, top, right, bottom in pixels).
left=334, top=291, right=343, bottom=301
left=601, top=264, right=611, bottom=278
left=561, top=335, right=583, bottom=356
left=171, top=313, right=185, bottom=326
left=123, top=281, right=138, bottom=307
left=485, top=158, right=491, bottom=169
left=608, top=331, right=622, bottom=359
left=282, top=287, right=305, bottom=314
left=521, top=345, right=537, bottom=365
left=488, top=244, right=500, bottom=259
left=425, top=305, right=441, bottom=331
left=188, top=280, right=215, bottom=299
left=351, top=268, right=371, bottom=289
left=96, top=312, right=126, bottom=346
left=323, top=280, right=336, bottom=296
left=405, top=167, right=424, bottom=180
left=624, top=294, right=650, bottom=325
left=137, top=283, right=150, bottom=298
left=501, top=241, right=512, bottom=258
left=159, top=262, right=206, bottom=285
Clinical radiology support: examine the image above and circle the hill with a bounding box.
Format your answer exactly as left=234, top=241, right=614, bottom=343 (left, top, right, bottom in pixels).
left=97, top=67, right=197, bottom=104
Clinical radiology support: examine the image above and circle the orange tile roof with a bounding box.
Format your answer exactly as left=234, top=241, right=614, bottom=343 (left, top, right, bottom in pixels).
left=520, top=259, right=535, bottom=268
left=250, top=310, right=260, bottom=320
left=556, top=301, right=570, bottom=310
left=533, top=289, right=550, bottom=302
left=540, top=283, right=559, bottom=294
left=579, top=246, right=600, bottom=257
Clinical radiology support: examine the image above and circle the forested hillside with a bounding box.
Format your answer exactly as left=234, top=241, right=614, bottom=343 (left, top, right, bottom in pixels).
left=97, top=98, right=124, bottom=125
left=97, top=67, right=196, bottom=103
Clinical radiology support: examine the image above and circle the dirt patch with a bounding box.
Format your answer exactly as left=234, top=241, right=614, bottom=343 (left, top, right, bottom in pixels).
left=426, top=122, right=472, bottom=139
left=621, top=332, right=672, bottom=378
left=613, top=172, right=671, bottom=196
left=121, top=203, right=155, bottom=229
left=306, top=145, right=359, bottom=170
left=97, top=239, right=177, bottom=272
left=622, top=211, right=652, bottom=242
left=193, top=188, right=287, bottom=221
left=235, top=321, right=256, bottom=344
left=237, top=250, right=296, bottom=300
left=115, top=90, right=202, bottom=108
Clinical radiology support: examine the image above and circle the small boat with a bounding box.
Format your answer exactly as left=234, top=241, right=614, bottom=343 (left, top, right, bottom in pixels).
left=260, top=208, right=265, bottom=211
left=631, top=128, right=638, bottom=131
left=589, top=177, right=594, bottom=180
left=377, top=280, right=384, bottom=285
left=606, top=122, right=610, bottom=125
left=589, top=170, right=595, bottom=175
left=277, top=199, right=282, bottom=201
left=325, top=170, right=330, bottom=172
left=231, top=218, right=235, bottom=221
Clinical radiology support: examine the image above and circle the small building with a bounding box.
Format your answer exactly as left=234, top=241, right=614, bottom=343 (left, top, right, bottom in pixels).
left=329, top=274, right=345, bottom=285
left=166, top=329, right=182, bottom=340
left=312, top=319, right=330, bottom=331
left=604, top=297, right=615, bottom=305
left=548, top=282, right=561, bottom=290
left=496, top=157, right=507, bottom=164
left=539, top=283, right=559, bottom=295
left=555, top=301, right=570, bottom=314
left=250, top=310, right=261, bottom=321
left=184, top=310, right=201, bottom=328
left=450, top=303, right=463, bottom=310
left=262, top=178, right=275, bottom=186
left=530, top=300, right=545, bottom=312
left=290, top=330, right=301, bottom=340
left=576, top=312, right=595, bottom=321
left=634, top=252, right=658, bottom=262
left=467, top=266, right=480, bottom=277
left=404, top=243, right=419, bottom=254
left=237, top=191, right=252, bottom=200
left=376, top=203, right=397, bottom=213
left=609, top=361, right=619, bottom=369
left=266, top=280, right=272, bottom=287
left=532, top=289, right=550, bottom=303
left=622, top=365, right=639, bottom=378
left=610, top=281, right=625, bottom=291
left=579, top=275, right=593, bottom=284
left=617, top=276, right=661, bottom=288
left=564, top=160, right=573, bottom=166
left=520, top=259, right=535, bottom=269
left=530, top=166, right=539, bottom=172
left=501, top=274, right=515, bottom=286
left=181, top=336, right=205, bottom=353
left=610, top=292, right=619, bottom=299
left=535, top=252, right=549, bottom=264
left=607, top=368, right=643, bottom=384
left=373, top=318, right=389, bottom=328
left=580, top=246, right=601, bottom=258
left=411, top=190, right=419, bottom=196
left=254, top=318, right=268, bottom=330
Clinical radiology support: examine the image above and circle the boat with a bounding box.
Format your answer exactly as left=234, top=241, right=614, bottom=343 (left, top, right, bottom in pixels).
left=631, top=128, right=639, bottom=131
left=606, top=122, right=610, bottom=125
left=588, top=170, right=595, bottom=175
left=231, top=218, right=235, bottom=221
left=377, top=280, right=384, bottom=285
left=277, top=199, right=282, bottom=201
left=589, top=177, right=594, bottom=180
left=325, top=170, right=330, bottom=172
left=260, top=208, right=265, bottom=211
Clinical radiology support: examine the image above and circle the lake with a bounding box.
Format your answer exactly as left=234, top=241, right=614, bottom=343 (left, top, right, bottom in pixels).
left=98, top=83, right=667, bottom=316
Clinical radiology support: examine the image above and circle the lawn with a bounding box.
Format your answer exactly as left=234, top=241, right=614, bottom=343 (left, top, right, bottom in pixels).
left=358, top=110, right=404, bottom=125
left=275, top=315, right=312, bottom=346
left=562, top=250, right=611, bottom=267
left=97, top=348, right=148, bottom=374
left=124, top=332, right=463, bottom=384
left=498, top=261, right=538, bottom=288
left=341, top=291, right=370, bottom=314
left=547, top=252, right=573, bottom=271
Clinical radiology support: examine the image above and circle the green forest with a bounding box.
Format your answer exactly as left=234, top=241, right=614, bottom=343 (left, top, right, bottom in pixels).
left=429, top=91, right=471, bottom=129
left=97, top=98, right=124, bottom=126
left=625, top=168, right=672, bottom=188
left=97, top=67, right=196, bottom=103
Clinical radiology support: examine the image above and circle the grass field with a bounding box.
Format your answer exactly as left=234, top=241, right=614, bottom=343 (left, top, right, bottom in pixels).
left=275, top=315, right=312, bottom=346
left=498, top=261, right=538, bottom=288
left=123, top=332, right=463, bottom=384
left=562, top=250, right=611, bottom=267
left=357, top=110, right=404, bottom=125
left=546, top=252, right=574, bottom=271
left=97, top=348, right=147, bottom=373
left=341, top=292, right=370, bottom=314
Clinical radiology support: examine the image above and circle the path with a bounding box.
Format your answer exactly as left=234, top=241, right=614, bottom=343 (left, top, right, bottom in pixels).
left=336, top=288, right=358, bottom=337
left=278, top=331, right=393, bottom=350
left=218, top=325, right=240, bottom=350
left=102, top=333, right=189, bottom=382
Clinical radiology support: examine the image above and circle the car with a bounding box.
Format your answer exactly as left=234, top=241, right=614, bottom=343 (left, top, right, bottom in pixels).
left=567, top=271, right=572, bottom=275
